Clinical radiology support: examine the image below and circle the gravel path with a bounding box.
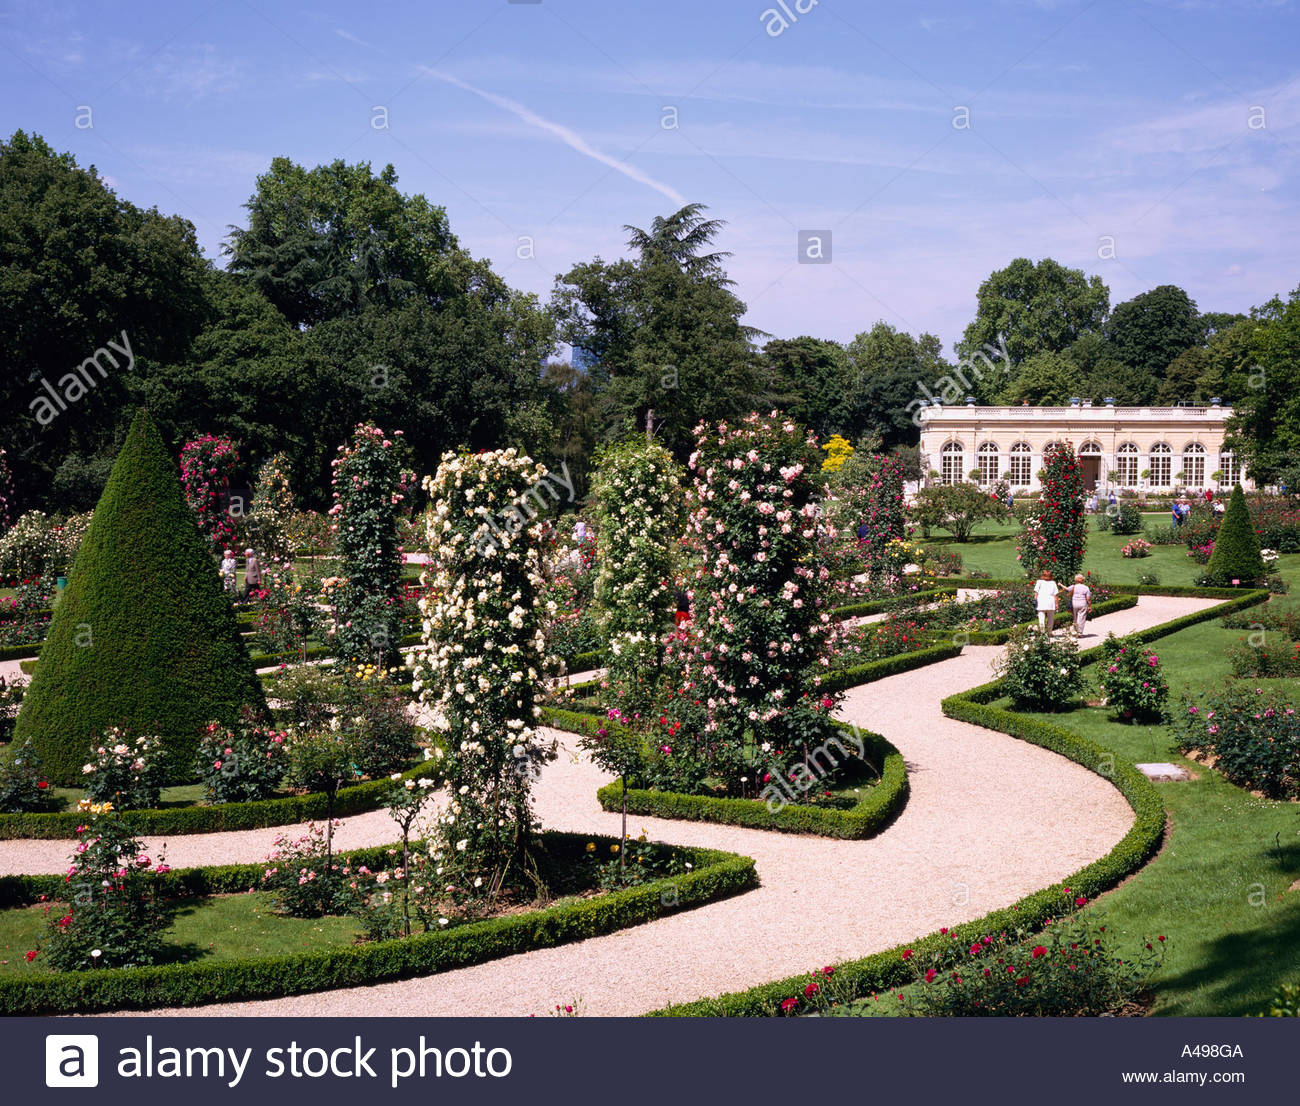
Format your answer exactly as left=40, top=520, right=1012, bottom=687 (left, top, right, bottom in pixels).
left=2, top=595, right=1217, bottom=1017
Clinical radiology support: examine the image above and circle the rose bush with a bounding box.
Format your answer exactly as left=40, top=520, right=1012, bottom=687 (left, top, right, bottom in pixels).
left=180, top=435, right=239, bottom=553
left=412, top=447, right=557, bottom=890
left=589, top=436, right=685, bottom=713
left=1096, top=633, right=1169, bottom=723
left=246, top=452, right=296, bottom=562
left=664, top=412, right=840, bottom=793
left=995, top=626, right=1083, bottom=711
left=38, top=802, right=170, bottom=970
left=81, top=729, right=167, bottom=809
left=329, top=424, right=412, bottom=667
left=1016, top=443, right=1086, bottom=578
left=1173, top=685, right=1300, bottom=799
left=196, top=708, right=292, bottom=803
left=0, top=738, right=52, bottom=812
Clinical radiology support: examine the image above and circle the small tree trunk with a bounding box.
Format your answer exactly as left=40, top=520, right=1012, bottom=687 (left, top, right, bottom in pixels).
left=401, top=827, right=411, bottom=939
left=325, top=784, right=337, bottom=898
left=620, top=774, right=627, bottom=873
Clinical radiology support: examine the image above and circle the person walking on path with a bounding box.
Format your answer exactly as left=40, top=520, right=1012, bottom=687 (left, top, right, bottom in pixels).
left=1033, top=569, right=1060, bottom=633
left=220, top=548, right=237, bottom=594
left=1065, top=573, right=1092, bottom=636
left=242, top=547, right=262, bottom=599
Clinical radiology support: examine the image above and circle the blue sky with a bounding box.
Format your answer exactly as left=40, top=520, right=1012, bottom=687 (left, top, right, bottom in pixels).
left=2, top=0, right=1297, bottom=354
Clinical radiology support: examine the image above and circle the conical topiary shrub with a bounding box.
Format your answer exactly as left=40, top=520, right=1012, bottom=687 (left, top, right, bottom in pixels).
left=1204, top=485, right=1266, bottom=587
left=15, top=409, right=266, bottom=783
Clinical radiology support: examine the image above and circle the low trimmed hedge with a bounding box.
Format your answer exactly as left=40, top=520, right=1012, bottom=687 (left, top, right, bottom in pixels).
left=0, top=832, right=757, bottom=1015
left=565, top=649, right=602, bottom=673
left=0, top=642, right=42, bottom=661
left=0, top=759, right=441, bottom=840
left=819, top=641, right=963, bottom=694
left=653, top=687, right=1166, bottom=1016
left=651, top=590, right=1257, bottom=1015
left=545, top=642, right=963, bottom=838
left=546, top=708, right=907, bottom=839
left=946, top=594, right=1138, bottom=645
left=832, top=587, right=956, bottom=620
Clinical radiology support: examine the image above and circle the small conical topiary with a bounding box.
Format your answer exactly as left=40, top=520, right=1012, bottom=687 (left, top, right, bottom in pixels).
left=1204, top=485, right=1266, bottom=587
left=15, top=409, right=266, bottom=783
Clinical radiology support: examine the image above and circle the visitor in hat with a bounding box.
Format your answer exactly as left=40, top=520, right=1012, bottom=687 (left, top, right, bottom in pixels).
left=220, top=548, right=237, bottom=594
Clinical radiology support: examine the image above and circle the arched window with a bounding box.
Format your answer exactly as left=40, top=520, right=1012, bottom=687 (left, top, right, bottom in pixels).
left=1115, top=442, right=1139, bottom=486
left=976, top=442, right=999, bottom=485
left=1182, top=443, right=1206, bottom=487
left=941, top=441, right=964, bottom=486
left=1149, top=442, right=1172, bottom=487
left=1008, top=442, right=1032, bottom=486
left=1220, top=450, right=1240, bottom=488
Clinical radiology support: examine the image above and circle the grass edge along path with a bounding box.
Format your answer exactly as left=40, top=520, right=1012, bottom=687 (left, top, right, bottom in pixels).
left=650, top=589, right=1268, bottom=1017
left=0, top=832, right=757, bottom=1016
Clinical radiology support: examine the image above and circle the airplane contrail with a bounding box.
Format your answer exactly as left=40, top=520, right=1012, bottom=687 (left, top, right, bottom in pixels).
left=426, top=68, right=686, bottom=206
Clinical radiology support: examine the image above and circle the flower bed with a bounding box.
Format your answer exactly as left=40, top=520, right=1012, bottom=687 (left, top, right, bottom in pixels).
left=830, top=620, right=929, bottom=668
left=0, top=832, right=757, bottom=1015
left=564, top=713, right=908, bottom=839
left=650, top=590, right=1265, bottom=1016
left=0, top=758, right=441, bottom=840
left=1173, top=685, right=1300, bottom=799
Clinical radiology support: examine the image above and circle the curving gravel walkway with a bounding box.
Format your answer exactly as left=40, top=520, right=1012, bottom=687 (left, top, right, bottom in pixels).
left=1, top=596, right=1217, bottom=1017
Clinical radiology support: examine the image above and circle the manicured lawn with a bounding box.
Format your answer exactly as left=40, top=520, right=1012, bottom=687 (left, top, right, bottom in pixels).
left=0, top=892, right=361, bottom=975
left=991, top=610, right=1300, bottom=1016
left=923, top=515, right=1208, bottom=586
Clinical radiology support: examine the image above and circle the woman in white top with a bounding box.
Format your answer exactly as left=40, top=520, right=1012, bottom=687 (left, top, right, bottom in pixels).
left=1033, top=570, right=1060, bottom=633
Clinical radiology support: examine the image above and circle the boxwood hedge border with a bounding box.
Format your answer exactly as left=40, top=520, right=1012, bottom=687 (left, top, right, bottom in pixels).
left=545, top=641, right=967, bottom=838
left=648, top=588, right=1265, bottom=1016
left=0, top=759, right=442, bottom=841
left=0, top=831, right=757, bottom=1015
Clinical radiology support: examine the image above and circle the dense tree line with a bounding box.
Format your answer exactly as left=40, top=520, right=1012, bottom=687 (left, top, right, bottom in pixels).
left=3, top=129, right=1297, bottom=513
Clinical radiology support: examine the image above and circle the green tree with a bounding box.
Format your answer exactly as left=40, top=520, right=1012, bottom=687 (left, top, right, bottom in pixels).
left=1105, top=285, right=1201, bottom=383
left=1156, top=345, right=1209, bottom=405
left=958, top=258, right=1109, bottom=399
left=1228, top=290, right=1300, bottom=482
left=762, top=336, right=848, bottom=438
left=1196, top=317, right=1261, bottom=406
left=305, top=289, right=557, bottom=485
left=138, top=271, right=341, bottom=502
left=224, top=156, right=557, bottom=496
left=840, top=322, right=951, bottom=446
left=1203, top=484, right=1266, bottom=586
left=552, top=204, right=764, bottom=460
left=0, top=131, right=208, bottom=509
left=226, top=157, right=460, bottom=327
left=997, top=350, right=1081, bottom=406
left=16, top=409, right=266, bottom=782
left=1068, top=333, right=1151, bottom=405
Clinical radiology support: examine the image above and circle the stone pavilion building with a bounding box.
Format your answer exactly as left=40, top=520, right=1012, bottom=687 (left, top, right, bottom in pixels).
left=916, top=401, right=1251, bottom=494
